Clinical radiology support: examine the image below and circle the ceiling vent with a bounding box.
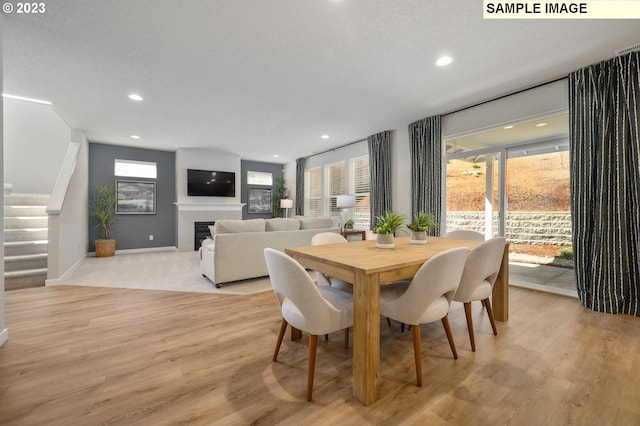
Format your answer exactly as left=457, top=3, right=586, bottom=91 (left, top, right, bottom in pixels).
left=616, top=43, right=640, bottom=56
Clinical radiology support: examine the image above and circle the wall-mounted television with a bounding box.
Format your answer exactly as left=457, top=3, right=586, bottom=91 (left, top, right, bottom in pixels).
left=187, top=169, right=236, bottom=197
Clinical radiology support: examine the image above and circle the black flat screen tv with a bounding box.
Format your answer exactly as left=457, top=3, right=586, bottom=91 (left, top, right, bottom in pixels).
left=187, top=169, right=236, bottom=197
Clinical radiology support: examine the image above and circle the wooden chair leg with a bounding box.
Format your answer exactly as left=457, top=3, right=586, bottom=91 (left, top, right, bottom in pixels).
left=344, top=328, right=349, bottom=349
left=307, top=335, right=318, bottom=401
left=463, top=302, right=476, bottom=352
left=412, top=324, right=422, bottom=386
left=386, top=317, right=392, bottom=328
left=441, top=315, right=458, bottom=360
left=401, top=322, right=405, bottom=333
left=325, top=334, right=329, bottom=342
left=484, top=297, right=498, bottom=336
left=273, top=318, right=288, bottom=362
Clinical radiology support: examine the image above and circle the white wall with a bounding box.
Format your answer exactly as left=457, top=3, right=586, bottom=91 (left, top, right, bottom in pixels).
left=285, top=79, right=569, bottom=228
left=175, top=148, right=242, bottom=204
left=1, top=32, right=7, bottom=346
left=46, top=130, right=89, bottom=283
left=3, top=98, right=71, bottom=194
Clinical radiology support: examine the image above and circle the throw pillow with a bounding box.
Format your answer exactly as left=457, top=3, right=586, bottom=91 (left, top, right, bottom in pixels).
left=298, top=217, right=335, bottom=230
left=215, top=219, right=266, bottom=234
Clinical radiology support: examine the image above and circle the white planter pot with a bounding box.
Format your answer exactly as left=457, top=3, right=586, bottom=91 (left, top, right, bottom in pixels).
left=409, top=231, right=427, bottom=244
left=376, top=233, right=395, bottom=249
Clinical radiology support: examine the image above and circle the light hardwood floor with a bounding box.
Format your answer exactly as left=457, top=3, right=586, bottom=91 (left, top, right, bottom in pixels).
left=1, top=285, right=639, bottom=425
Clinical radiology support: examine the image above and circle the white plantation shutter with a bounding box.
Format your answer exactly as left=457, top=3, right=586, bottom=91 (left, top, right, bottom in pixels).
left=305, top=167, right=321, bottom=216
left=351, top=156, right=370, bottom=229
left=326, top=161, right=345, bottom=217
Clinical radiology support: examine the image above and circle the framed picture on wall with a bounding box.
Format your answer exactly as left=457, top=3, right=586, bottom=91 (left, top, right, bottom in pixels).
left=248, top=188, right=272, bottom=214
left=116, top=180, right=156, bottom=214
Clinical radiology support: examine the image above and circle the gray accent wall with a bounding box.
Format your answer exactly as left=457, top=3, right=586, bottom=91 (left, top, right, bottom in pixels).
left=88, top=143, right=176, bottom=251
left=241, top=160, right=284, bottom=220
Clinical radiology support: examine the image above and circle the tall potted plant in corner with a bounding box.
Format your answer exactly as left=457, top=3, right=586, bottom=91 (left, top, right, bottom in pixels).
left=407, top=212, right=438, bottom=244
left=89, top=184, right=117, bottom=257
left=373, top=211, right=405, bottom=248
left=272, top=175, right=288, bottom=218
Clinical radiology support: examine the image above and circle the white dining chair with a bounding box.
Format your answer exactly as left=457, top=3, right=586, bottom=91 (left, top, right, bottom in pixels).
left=444, top=229, right=485, bottom=240
left=453, top=237, right=506, bottom=352
left=264, top=248, right=353, bottom=401
left=380, top=247, right=469, bottom=386
left=311, top=232, right=352, bottom=293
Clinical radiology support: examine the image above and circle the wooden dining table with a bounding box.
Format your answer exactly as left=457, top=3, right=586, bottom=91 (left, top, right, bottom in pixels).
left=285, top=235, right=509, bottom=405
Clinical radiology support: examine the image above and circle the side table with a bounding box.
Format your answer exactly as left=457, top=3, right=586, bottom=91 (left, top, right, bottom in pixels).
left=340, top=229, right=366, bottom=241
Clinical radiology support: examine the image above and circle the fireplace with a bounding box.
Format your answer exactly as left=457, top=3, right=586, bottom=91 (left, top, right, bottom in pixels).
left=194, top=221, right=215, bottom=251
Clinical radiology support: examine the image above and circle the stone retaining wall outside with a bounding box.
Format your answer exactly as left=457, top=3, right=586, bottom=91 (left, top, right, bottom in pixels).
left=446, top=211, right=572, bottom=246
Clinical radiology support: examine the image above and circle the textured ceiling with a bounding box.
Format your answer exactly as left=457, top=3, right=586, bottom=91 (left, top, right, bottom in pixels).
left=3, top=1, right=640, bottom=163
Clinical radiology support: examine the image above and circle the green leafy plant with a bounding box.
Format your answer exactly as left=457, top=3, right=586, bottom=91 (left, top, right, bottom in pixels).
left=343, top=218, right=354, bottom=229
left=558, top=247, right=573, bottom=259
left=89, top=184, right=117, bottom=239
left=272, top=175, right=288, bottom=218
left=406, top=212, right=438, bottom=232
left=373, top=211, right=405, bottom=235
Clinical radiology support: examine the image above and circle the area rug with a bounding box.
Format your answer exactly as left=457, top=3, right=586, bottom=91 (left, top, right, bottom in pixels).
left=55, top=250, right=273, bottom=295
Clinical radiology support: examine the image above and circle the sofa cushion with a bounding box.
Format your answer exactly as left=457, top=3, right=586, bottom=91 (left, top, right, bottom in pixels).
left=215, top=219, right=266, bottom=234
left=265, top=218, right=301, bottom=231
left=208, top=225, right=216, bottom=238
left=298, top=217, right=335, bottom=230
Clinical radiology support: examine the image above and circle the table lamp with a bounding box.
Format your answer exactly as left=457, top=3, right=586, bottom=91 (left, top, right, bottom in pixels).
left=280, top=199, right=294, bottom=218
left=336, top=195, right=356, bottom=227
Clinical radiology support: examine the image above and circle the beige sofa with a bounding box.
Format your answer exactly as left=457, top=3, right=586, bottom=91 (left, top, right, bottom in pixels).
left=199, top=217, right=339, bottom=287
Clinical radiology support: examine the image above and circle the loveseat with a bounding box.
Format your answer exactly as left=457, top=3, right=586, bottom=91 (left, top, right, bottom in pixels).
left=199, top=217, right=339, bottom=287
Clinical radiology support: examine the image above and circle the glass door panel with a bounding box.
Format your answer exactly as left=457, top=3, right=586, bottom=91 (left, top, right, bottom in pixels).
left=445, top=154, right=500, bottom=238
left=505, top=144, right=573, bottom=270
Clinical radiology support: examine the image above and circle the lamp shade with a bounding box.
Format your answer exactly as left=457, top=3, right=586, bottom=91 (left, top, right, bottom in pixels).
left=280, top=199, right=294, bottom=209
left=336, top=195, right=356, bottom=208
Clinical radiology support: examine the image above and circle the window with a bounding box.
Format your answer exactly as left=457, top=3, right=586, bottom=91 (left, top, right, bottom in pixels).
left=114, top=159, right=157, bottom=179
left=326, top=161, right=345, bottom=218
left=305, top=167, right=322, bottom=217
left=350, top=156, right=370, bottom=229
left=247, top=171, right=273, bottom=186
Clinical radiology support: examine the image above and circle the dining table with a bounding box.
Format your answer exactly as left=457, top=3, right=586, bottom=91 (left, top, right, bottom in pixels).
left=285, top=235, right=509, bottom=405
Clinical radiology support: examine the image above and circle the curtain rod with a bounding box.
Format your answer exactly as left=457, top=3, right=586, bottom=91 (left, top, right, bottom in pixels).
left=306, top=138, right=367, bottom=159
left=443, top=75, right=568, bottom=117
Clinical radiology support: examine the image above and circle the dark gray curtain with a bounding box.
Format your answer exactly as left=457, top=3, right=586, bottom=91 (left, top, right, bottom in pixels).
left=569, top=52, right=640, bottom=316
left=368, top=131, right=392, bottom=230
left=295, top=157, right=305, bottom=216
left=408, top=115, right=442, bottom=236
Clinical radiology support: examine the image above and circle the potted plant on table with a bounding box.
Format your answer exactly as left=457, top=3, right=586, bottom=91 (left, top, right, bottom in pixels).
left=343, top=218, right=354, bottom=230
left=406, top=212, right=438, bottom=244
left=373, top=211, right=405, bottom=248
left=89, top=184, right=117, bottom=257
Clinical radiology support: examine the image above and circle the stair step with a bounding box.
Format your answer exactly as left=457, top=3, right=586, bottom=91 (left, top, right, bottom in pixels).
left=4, top=253, right=48, bottom=272
left=4, top=268, right=47, bottom=290
left=4, top=228, right=49, bottom=243
left=4, top=205, right=48, bottom=218
left=4, top=240, right=48, bottom=257
left=4, top=193, right=50, bottom=206
left=4, top=216, right=48, bottom=229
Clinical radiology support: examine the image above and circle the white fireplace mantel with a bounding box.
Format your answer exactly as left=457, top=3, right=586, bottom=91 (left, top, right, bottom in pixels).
left=175, top=202, right=245, bottom=251
left=174, top=202, right=246, bottom=211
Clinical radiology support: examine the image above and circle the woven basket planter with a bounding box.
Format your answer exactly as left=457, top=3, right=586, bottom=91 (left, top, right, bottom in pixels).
left=95, top=239, right=116, bottom=257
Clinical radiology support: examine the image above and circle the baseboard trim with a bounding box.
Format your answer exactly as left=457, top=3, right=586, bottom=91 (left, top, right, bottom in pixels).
left=46, top=254, right=88, bottom=286
left=510, top=281, right=578, bottom=298
left=0, top=328, right=8, bottom=346
left=88, top=246, right=179, bottom=257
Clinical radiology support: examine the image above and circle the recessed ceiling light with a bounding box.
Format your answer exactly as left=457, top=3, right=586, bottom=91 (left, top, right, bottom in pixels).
left=130, top=135, right=141, bottom=139
left=128, top=93, right=143, bottom=101
left=436, top=56, right=453, bottom=67
left=504, top=125, right=514, bottom=129
left=321, top=135, right=330, bottom=139
left=273, top=154, right=280, bottom=158
left=2, top=93, right=52, bottom=105
left=536, top=122, right=548, bottom=127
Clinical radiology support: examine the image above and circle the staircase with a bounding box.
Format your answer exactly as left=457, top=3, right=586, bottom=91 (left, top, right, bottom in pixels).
left=4, top=194, right=49, bottom=290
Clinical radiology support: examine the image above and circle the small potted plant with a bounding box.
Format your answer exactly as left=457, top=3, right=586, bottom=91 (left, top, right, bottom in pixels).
left=89, top=184, right=117, bottom=257
left=343, top=218, right=354, bottom=229
left=373, top=211, right=405, bottom=248
left=406, top=212, right=438, bottom=244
